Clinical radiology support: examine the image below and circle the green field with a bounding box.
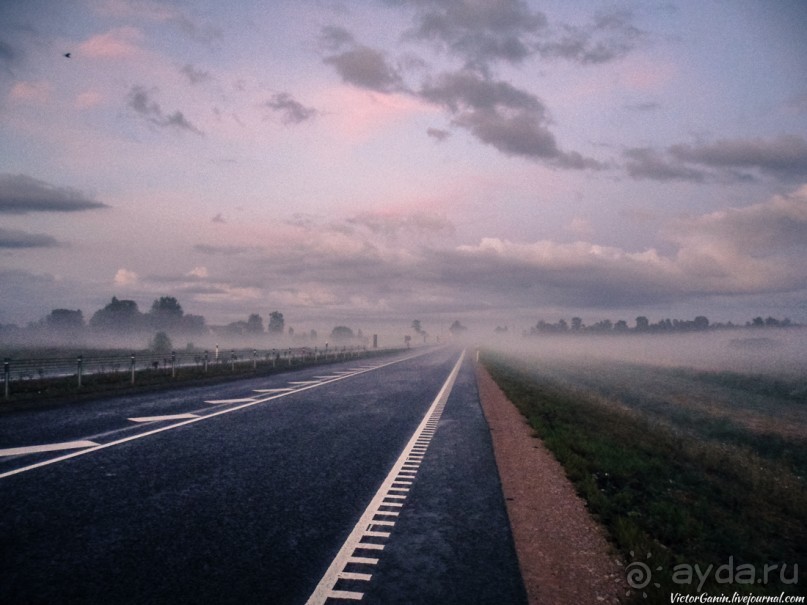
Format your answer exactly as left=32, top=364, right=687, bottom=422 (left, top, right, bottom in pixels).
left=482, top=347, right=806, bottom=604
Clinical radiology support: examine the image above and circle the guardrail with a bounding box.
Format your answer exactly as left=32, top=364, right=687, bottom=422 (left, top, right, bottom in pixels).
left=2, top=345, right=375, bottom=399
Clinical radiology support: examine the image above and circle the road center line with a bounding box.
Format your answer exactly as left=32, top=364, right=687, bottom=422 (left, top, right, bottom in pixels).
left=304, top=349, right=465, bottom=605
left=0, top=349, right=436, bottom=481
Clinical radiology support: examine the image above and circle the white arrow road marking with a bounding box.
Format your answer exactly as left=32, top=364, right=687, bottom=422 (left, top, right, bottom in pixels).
left=253, top=388, right=295, bottom=393
left=128, top=414, right=200, bottom=423
left=0, top=440, right=99, bottom=457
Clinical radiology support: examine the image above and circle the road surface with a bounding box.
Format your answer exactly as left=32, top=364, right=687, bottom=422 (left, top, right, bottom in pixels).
left=0, top=347, right=527, bottom=604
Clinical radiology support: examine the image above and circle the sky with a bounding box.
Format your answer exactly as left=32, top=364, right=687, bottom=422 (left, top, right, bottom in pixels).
left=1, top=0, right=807, bottom=336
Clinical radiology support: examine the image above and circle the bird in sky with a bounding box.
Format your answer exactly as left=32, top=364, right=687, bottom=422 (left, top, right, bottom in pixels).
left=63, top=52, right=71, bottom=58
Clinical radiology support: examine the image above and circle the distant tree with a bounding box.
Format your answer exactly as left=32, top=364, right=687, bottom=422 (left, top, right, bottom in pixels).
left=288, top=327, right=295, bottom=338
left=90, top=297, right=143, bottom=332
left=310, top=329, right=318, bottom=341
left=149, top=296, right=183, bottom=331
left=693, top=316, right=710, bottom=330
left=150, top=331, right=172, bottom=354
left=614, top=320, right=629, bottom=332
left=46, top=309, right=84, bottom=331
left=571, top=317, right=583, bottom=331
left=494, top=325, right=508, bottom=334
left=449, top=320, right=467, bottom=336
left=331, top=326, right=354, bottom=342
left=635, top=316, right=649, bottom=331
left=751, top=317, right=765, bottom=327
left=412, top=320, right=422, bottom=334
left=180, top=313, right=207, bottom=334
left=246, top=313, right=264, bottom=334
left=268, top=311, right=285, bottom=335
left=225, top=320, right=249, bottom=335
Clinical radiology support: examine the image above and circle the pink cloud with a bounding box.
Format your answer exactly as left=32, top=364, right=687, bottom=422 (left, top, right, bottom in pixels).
left=9, top=81, right=51, bottom=104
left=78, top=26, right=145, bottom=59
left=321, top=86, right=437, bottom=142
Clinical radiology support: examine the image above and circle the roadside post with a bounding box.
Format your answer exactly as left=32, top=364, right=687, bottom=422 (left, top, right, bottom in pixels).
left=3, top=358, right=9, bottom=399
left=171, top=352, right=176, bottom=378
left=77, top=355, right=83, bottom=388
left=130, top=354, right=136, bottom=385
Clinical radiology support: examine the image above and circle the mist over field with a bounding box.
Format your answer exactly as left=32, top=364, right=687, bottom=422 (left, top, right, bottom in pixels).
left=481, top=328, right=807, bottom=377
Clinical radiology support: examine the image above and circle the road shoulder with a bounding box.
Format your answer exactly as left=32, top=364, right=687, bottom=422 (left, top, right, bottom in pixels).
left=475, top=362, right=626, bottom=605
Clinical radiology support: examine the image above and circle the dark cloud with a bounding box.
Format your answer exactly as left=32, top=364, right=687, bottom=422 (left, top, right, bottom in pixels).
left=453, top=108, right=558, bottom=158
left=0, top=174, right=108, bottom=214
left=319, top=25, right=355, bottom=51
left=624, top=148, right=706, bottom=182
left=420, top=69, right=543, bottom=111
left=0, top=227, right=59, bottom=248
left=420, top=70, right=602, bottom=168
left=426, top=127, right=451, bottom=141
left=404, top=0, right=547, bottom=68
left=669, top=135, right=807, bottom=180
left=194, top=244, right=258, bottom=256
left=0, top=39, right=16, bottom=66
left=264, top=92, right=318, bottom=124
left=180, top=63, right=211, bottom=85
left=625, top=101, right=659, bottom=112
left=127, top=85, right=203, bottom=134
left=324, top=45, right=404, bottom=92
left=625, top=136, right=807, bottom=182
left=536, top=9, right=643, bottom=65
left=347, top=211, right=455, bottom=237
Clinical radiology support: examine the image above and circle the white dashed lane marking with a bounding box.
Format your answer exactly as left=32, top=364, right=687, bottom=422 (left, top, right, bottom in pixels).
left=128, top=414, right=200, bottom=423
left=0, top=440, right=100, bottom=457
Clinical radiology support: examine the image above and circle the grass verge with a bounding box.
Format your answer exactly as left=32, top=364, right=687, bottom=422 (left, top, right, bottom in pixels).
left=482, top=351, right=806, bottom=604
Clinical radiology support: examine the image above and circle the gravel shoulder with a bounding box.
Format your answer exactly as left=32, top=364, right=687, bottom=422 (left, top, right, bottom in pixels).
left=475, top=361, right=626, bottom=605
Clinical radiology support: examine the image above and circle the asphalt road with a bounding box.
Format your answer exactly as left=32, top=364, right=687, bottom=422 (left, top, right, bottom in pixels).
left=0, top=346, right=527, bottom=605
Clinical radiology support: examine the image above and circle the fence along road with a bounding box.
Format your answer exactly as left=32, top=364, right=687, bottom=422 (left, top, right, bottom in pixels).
left=0, top=347, right=526, bottom=605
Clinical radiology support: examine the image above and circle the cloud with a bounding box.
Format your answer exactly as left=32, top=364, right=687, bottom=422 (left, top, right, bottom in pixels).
left=426, top=127, right=451, bottom=141
left=180, top=63, right=211, bottom=85
left=346, top=211, right=455, bottom=237
left=0, top=174, right=109, bottom=214
left=535, top=9, right=644, bottom=65
left=404, top=0, right=548, bottom=67
left=264, top=92, right=318, bottom=124
left=399, top=1, right=642, bottom=70
left=113, top=268, right=139, bottom=286
left=319, top=25, right=355, bottom=51
left=625, top=136, right=807, bottom=182
left=324, top=45, right=404, bottom=93
left=78, top=26, right=144, bottom=59
left=624, top=147, right=706, bottom=182
left=127, top=85, right=203, bottom=134
left=420, top=70, right=602, bottom=167
left=431, top=186, right=807, bottom=308
left=669, top=135, right=807, bottom=180
left=0, top=227, right=59, bottom=248
left=9, top=80, right=51, bottom=103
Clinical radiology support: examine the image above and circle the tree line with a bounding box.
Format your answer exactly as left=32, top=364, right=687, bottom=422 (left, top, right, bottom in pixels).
left=0, top=295, right=378, bottom=349
left=522, top=314, right=796, bottom=336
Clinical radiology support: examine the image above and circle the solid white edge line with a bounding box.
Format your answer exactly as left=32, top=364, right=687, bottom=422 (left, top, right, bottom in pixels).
left=0, top=348, right=440, bottom=481
left=304, top=349, right=465, bottom=605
